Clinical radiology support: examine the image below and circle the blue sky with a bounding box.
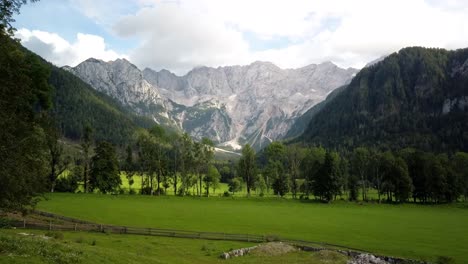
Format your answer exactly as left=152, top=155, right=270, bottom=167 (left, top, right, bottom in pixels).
left=14, top=0, right=468, bottom=75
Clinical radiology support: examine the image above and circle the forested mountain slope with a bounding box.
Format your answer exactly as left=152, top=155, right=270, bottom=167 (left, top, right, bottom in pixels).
left=16, top=45, right=155, bottom=144
left=299, top=47, right=468, bottom=152
left=49, top=66, right=154, bottom=144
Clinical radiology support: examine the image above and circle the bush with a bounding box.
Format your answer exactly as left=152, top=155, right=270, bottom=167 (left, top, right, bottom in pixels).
left=223, top=191, right=231, bottom=197
left=129, top=189, right=136, bottom=195
left=0, top=218, right=12, bottom=228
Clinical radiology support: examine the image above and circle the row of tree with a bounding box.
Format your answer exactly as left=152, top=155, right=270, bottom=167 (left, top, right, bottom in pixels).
left=230, top=142, right=468, bottom=203
left=51, top=129, right=468, bottom=204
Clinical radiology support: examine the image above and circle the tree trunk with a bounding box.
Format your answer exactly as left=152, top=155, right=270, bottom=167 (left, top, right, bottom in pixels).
left=198, top=174, right=202, bottom=196
left=50, top=165, right=56, bottom=193
left=83, top=164, right=88, bottom=193
left=157, top=173, right=161, bottom=196
left=150, top=174, right=154, bottom=196
left=174, top=173, right=177, bottom=196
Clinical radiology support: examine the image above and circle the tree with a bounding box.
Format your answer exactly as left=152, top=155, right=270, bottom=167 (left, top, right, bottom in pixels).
left=267, top=160, right=288, bottom=197
left=178, top=133, right=194, bottom=196
left=123, top=145, right=135, bottom=192
left=286, top=145, right=303, bottom=199
left=265, top=141, right=286, bottom=163
left=81, top=124, right=93, bottom=193
left=204, top=165, right=220, bottom=196
left=44, top=117, right=70, bottom=192
left=392, top=157, right=412, bottom=203
left=348, top=174, right=359, bottom=201
left=312, top=151, right=341, bottom=202
left=301, top=147, right=326, bottom=197
left=0, top=4, right=52, bottom=211
left=452, top=152, right=468, bottom=201
left=238, top=144, right=257, bottom=196
left=89, top=141, right=121, bottom=194
left=255, top=174, right=267, bottom=196
left=219, top=165, right=232, bottom=183
left=193, top=138, right=214, bottom=196
left=228, top=177, right=242, bottom=195
left=137, top=128, right=169, bottom=196
left=369, top=149, right=384, bottom=202
left=351, top=147, right=370, bottom=201
left=272, top=172, right=289, bottom=197
left=1, top=0, right=38, bottom=35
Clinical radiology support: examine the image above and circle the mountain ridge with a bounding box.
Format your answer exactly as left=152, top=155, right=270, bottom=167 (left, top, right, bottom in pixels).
left=67, top=58, right=358, bottom=150
left=298, top=46, right=468, bottom=152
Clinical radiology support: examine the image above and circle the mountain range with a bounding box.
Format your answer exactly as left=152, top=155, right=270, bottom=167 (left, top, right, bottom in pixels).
left=65, top=59, right=357, bottom=150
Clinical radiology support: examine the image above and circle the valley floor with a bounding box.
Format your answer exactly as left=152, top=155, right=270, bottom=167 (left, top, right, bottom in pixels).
left=32, top=193, right=468, bottom=263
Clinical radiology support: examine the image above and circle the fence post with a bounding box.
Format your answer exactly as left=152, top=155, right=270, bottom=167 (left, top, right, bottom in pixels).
left=100, top=224, right=103, bottom=232
left=49, top=220, right=52, bottom=231
left=247, top=234, right=250, bottom=242
left=74, top=224, right=77, bottom=231
left=23, top=219, right=26, bottom=228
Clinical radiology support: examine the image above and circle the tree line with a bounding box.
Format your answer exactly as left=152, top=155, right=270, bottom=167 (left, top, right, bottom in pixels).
left=228, top=142, right=468, bottom=203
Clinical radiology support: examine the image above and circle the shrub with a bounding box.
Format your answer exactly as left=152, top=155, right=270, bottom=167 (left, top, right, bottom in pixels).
left=0, top=218, right=12, bottom=228
left=223, top=191, right=231, bottom=197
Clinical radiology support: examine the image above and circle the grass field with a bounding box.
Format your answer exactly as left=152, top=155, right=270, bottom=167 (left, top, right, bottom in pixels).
left=0, top=229, right=347, bottom=264
left=35, top=193, right=468, bottom=263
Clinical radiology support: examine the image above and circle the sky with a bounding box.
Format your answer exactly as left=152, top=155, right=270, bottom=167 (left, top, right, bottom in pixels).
left=13, top=0, right=468, bottom=75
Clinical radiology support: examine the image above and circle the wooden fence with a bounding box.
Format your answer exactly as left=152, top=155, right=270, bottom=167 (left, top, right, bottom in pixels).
left=9, top=219, right=266, bottom=243
left=7, top=210, right=365, bottom=253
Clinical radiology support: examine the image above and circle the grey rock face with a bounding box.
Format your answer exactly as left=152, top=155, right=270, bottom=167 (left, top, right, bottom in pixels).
left=69, top=58, right=357, bottom=149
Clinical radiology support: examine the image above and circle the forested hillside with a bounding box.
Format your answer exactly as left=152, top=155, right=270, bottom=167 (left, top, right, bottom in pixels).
left=300, top=47, right=468, bottom=152
left=49, top=65, right=154, bottom=144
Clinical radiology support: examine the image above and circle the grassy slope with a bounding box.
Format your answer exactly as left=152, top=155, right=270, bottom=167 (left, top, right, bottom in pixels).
left=0, top=229, right=346, bottom=264
left=37, top=193, right=468, bottom=263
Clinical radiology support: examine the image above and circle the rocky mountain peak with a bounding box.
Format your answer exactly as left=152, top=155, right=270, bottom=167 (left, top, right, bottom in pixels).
left=68, top=58, right=358, bottom=150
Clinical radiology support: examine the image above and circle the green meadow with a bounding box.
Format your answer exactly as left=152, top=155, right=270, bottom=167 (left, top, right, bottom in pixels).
left=36, top=193, right=468, bottom=263
left=0, top=229, right=348, bottom=264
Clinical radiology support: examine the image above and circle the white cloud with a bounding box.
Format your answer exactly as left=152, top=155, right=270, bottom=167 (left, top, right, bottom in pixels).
left=114, top=4, right=251, bottom=74
left=16, top=0, right=468, bottom=73
left=16, top=28, right=126, bottom=67
left=108, top=0, right=468, bottom=73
